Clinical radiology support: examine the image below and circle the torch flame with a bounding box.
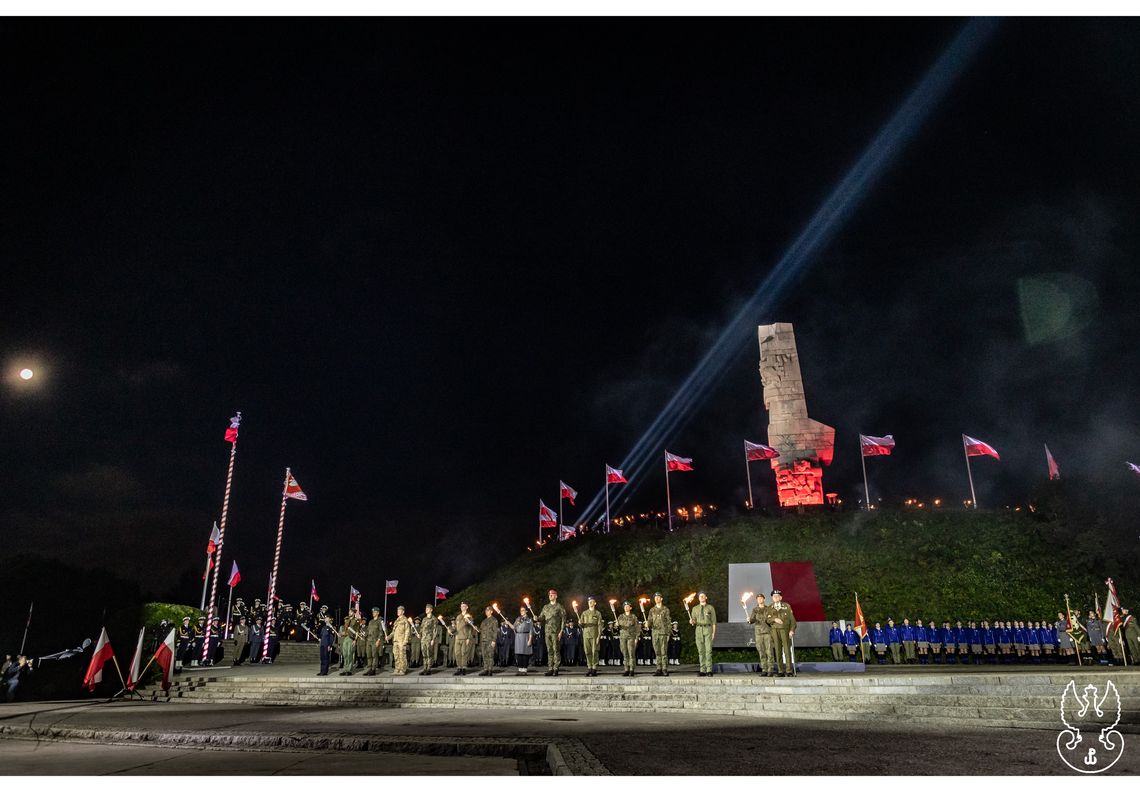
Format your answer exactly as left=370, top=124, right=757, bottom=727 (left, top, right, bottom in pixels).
left=683, top=593, right=697, bottom=605
left=608, top=598, right=617, bottom=605
left=492, top=602, right=499, bottom=610
left=523, top=596, right=530, bottom=605
left=638, top=597, right=649, bottom=605
left=741, top=591, right=754, bottom=604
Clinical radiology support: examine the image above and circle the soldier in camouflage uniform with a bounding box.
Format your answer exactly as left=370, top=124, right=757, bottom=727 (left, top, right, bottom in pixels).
left=453, top=602, right=477, bottom=675
left=538, top=589, right=567, bottom=676
left=386, top=606, right=412, bottom=675
left=647, top=592, right=671, bottom=676
left=745, top=593, right=775, bottom=675
left=419, top=605, right=442, bottom=675
left=337, top=615, right=357, bottom=675
left=765, top=589, right=797, bottom=677
left=579, top=596, right=604, bottom=676
left=615, top=601, right=640, bottom=677
left=689, top=591, right=717, bottom=676
left=365, top=607, right=385, bottom=675
left=478, top=606, right=499, bottom=675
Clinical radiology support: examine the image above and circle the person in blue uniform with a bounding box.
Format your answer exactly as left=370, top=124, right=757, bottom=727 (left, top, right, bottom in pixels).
left=177, top=616, right=193, bottom=671
left=899, top=618, right=916, bottom=664
left=884, top=618, right=901, bottom=664
left=843, top=625, right=860, bottom=661
left=930, top=621, right=946, bottom=665
left=913, top=619, right=928, bottom=664
left=997, top=620, right=1013, bottom=662
left=1026, top=620, right=1041, bottom=661
left=317, top=616, right=335, bottom=675
left=828, top=622, right=843, bottom=661
left=980, top=620, right=996, bottom=663
left=560, top=620, right=581, bottom=669
left=248, top=616, right=265, bottom=664
left=1012, top=620, right=1026, bottom=660
left=531, top=621, right=545, bottom=668
left=964, top=621, right=981, bottom=664
left=870, top=622, right=888, bottom=664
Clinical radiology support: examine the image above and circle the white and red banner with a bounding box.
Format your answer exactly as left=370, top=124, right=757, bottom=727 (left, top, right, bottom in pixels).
left=860, top=434, right=896, bottom=457
left=206, top=522, right=222, bottom=554
left=284, top=472, right=308, bottom=501
left=559, top=524, right=577, bottom=539
left=310, top=580, right=320, bottom=602
left=349, top=586, right=360, bottom=604
left=665, top=451, right=693, bottom=471
left=963, top=434, right=1000, bottom=460
left=224, top=413, right=241, bottom=444
left=228, top=560, right=241, bottom=587
left=385, top=580, right=398, bottom=595
left=1105, top=578, right=1123, bottom=635
left=1045, top=444, right=1060, bottom=480
left=83, top=627, right=116, bottom=692
left=745, top=440, right=780, bottom=461
left=125, top=627, right=146, bottom=691
left=605, top=465, right=628, bottom=484
left=538, top=500, right=557, bottom=528
left=434, top=586, right=449, bottom=601
left=154, top=628, right=176, bottom=691
left=559, top=481, right=578, bottom=505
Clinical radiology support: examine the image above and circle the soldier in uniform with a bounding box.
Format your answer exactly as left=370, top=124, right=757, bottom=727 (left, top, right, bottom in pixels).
left=177, top=616, right=193, bottom=670
left=765, top=589, right=796, bottom=677
left=232, top=615, right=249, bottom=665
left=354, top=614, right=368, bottom=669
left=746, top=592, right=775, bottom=675
left=689, top=591, right=716, bottom=676
left=668, top=621, right=682, bottom=666
left=453, top=602, right=478, bottom=675
left=579, top=596, right=604, bottom=676
left=248, top=616, right=265, bottom=664
left=538, top=589, right=566, bottom=676
left=1120, top=607, right=1139, bottom=663
left=615, top=601, right=640, bottom=677
left=387, top=606, right=413, bottom=675
left=476, top=606, right=499, bottom=676
left=828, top=621, right=843, bottom=661
left=410, top=618, right=423, bottom=668
left=364, top=607, right=385, bottom=675
left=647, top=592, right=671, bottom=677
left=530, top=618, right=545, bottom=668
left=560, top=620, right=580, bottom=668
left=317, top=616, right=335, bottom=675
left=191, top=617, right=206, bottom=667
left=419, top=605, right=442, bottom=674
left=337, top=615, right=357, bottom=675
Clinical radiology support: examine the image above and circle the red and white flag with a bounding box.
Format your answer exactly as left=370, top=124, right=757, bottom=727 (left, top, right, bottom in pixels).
left=539, top=500, right=557, bottom=528
left=228, top=560, right=241, bottom=587
left=1045, top=444, right=1060, bottom=480
left=559, top=481, right=578, bottom=505
left=1104, top=578, right=1123, bottom=635
left=860, top=434, right=896, bottom=457
left=665, top=451, right=694, bottom=472
left=1127, top=462, right=1140, bottom=478
left=385, top=580, right=399, bottom=595
left=962, top=434, right=1000, bottom=460
left=125, top=627, right=146, bottom=691
left=606, top=465, right=628, bottom=484
left=83, top=627, right=116, bottom=692
left=284, top=472, right=308, bottom=501
left=560, top=524, right=577, bottom=539
left=434, top=586, right=449, bottom=601
left=310, top=580, right=320, bottom=602
left=153, top=628, right=176, bottom=691
left=224, top=413, right=241, bottom=444
left=745, top=440, right=780, bottom=461
left=206, top=522, right=222, bottom=554
left=349, top=586, right=361, bottom=604
left=853, top=594, right=868, bottom=639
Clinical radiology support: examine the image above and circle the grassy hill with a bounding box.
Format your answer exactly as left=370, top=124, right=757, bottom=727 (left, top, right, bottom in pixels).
left=438, top=504, right=1139, bottom=663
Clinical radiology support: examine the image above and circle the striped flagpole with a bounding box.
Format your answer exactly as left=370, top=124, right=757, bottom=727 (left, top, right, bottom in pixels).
left=202, top=415, right=240, bottom=663
left=265, top=467, right=291, bottom=639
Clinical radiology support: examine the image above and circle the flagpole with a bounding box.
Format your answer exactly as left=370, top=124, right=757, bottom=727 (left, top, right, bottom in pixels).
left=745, top=447, right=754, bottom=510
left=665, top=452, right=673, bottom=532
left=963, top=435, right=978, bottom=509
left=203, top=416, right=239, bottom=664
left=200, top=549, right=212, bottom=611
left=18, top=601, right=33, bottom=656
left=225, top=579, right=235, bottom=640
left=265, top=467, right=291, bottom=639
left=558, top=484, right=563, bottom=542
left=384, top=588, right=389, bottom=626
left=605, top=466, right=611, bottom=533
left=860, top=437, right=871, bottom=512
left=537, top=499, right=541, bottom=545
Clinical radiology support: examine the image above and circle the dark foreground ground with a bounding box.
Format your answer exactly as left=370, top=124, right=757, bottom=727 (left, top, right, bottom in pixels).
left=1, top=697, right=1135, bottom=776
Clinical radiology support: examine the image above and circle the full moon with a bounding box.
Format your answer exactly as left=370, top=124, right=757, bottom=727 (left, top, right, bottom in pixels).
left=19, top=368, right=33, bottom=380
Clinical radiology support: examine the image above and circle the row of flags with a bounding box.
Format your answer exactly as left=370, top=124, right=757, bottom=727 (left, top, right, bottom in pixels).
left=83, top=626, right=177, bottom=693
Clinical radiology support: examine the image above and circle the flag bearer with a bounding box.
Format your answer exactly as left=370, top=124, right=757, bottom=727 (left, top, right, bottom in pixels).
left=690, top=592, right=717, bottom=676
left=766, top=590, right=797, bottom=677
left=580, top=596, right=604, bottom=676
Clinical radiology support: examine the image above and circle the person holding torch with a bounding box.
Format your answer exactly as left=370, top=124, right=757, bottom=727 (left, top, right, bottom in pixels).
left=689, top=592, right=717, bottom=676
left=538, top=589, right=566, bottom=676
left=647, top=592, right=671, bottom=676
left=614, top=601, right=640, bottom=676
left=579, top=596, right=604, bottom=676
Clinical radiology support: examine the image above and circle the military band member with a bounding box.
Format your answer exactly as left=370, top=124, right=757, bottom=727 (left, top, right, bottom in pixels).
left=746, top=593, right=776, bottom=675
left=899, top=618, right=916, bottom=663
left=647, top=592, right=671, bottom=676
left=453, top=602, right=478, bottom=675
left=177, top=616, right=193, bottom=670
left=478, top=606, right=499, bottom=676
left=538, top=589, right=566, bottom=676
left=579, top=596, right=604, bottom=676
left=387, top=606, right=412, bottom=675
left=614, top=601, right=640, bottom=676
left=885, top=618, right=901, bottom=664
left=668, top=621, right=682, bottom=666
left=766, top=590, right=796, bottom=677
left=828, top=621, right=843, bottom=661
left=420, top=605, right=442, bottom=675
left=338, top=615, right=357, bottom=675
left=690, top=591, right=716, bottom=676
left=365, top=607, right=385, bottom=675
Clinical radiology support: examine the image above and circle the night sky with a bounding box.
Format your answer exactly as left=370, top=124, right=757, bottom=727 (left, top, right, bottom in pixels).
left=3, top=19, right=1138, bottom=610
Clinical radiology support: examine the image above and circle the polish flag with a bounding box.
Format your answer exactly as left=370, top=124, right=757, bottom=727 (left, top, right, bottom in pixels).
left=745, top=440, right=780, bottom=461
left=284, top=472, right=308, bottom=501
left=539, top=501, right=557, bottom=528
left=83, top=627, right=116, bottom=692
left=560, top=524, right=577, bottom=539
left=962, top=434, right=1000, bottom=460
left=854, top=594, right=868, bottom=639
left=665, top=451, right=693, bottom=472
left=434, top=586, right=449, bottom=601
left=349, top=586, right=361, bottom=604
left=1104, top=578, right=1123, bottom=635
left=559, top=481, right=578, bottom=505
left=1127, top=462, right=1140, bottom=478
left=224, top=413, right=241, bottom=443
left=206, top=522, right=222, bottom=554
left=860, top=434, right=896, bottom=457
left=385, top=580, right=399, bottom=595
left=125, top=627, right=146, bottom=691
left=228, top=560, right=241, bottom=587
left=153, top=628, right=176, bottom=691
left=606, top=465, right=628, bottom=484
left=310, top=580, right=320, bottom=602
left=727, top=562, right=826, bottom=624
left=1045, top=444, right=1060, bottom=480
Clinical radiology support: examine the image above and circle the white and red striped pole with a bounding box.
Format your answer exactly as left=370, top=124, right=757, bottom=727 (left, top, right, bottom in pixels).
left=202, top=414, right=239, bottom=663
left=265, top=467, right=291, bottom=637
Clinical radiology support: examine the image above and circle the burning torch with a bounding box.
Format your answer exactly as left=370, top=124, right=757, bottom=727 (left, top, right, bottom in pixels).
left=608, top=599, right=619, bottom=620
left=638, top=597, right=649, bottom=627
left=683, top=592, right=696, bottom=623
left=522, top=596, right=538, bottom=622
left=740, top=591, right=754, bottom=614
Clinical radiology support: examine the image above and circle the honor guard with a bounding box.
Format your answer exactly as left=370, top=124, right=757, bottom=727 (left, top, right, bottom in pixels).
left=419, top=605, right=442, bottom=674
left=453, top=602, right=477, bottom=675
left=478, top=606, right=499, bottom=676
left=765, top=589, right=796, bottom=677
left=647, top=592, right=671, bottom=676
left=248, top=616, right=265, bottom=663
left=538, top=590, right=566, bottom=676
left=746, top=593, right=775, bottom=675
left=364, top=607, right=385, bottom=675
left=689, top=592, right=716, bottom=676
left=337, top=615, right=357, bottom=675
left=615, top=601, right=640, bottom=676
left=177, top=616, right=193, bottom=670
left=387, top=606, right=412, bottom=675
left=579, top=596, right=604, bottom=676
left=317, top=616, right=335, bottom=675
left=232, top=616, right=249, bottom=665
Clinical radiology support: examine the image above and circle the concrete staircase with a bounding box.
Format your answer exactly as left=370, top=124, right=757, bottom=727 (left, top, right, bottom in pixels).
left=146, top=669, right=1140, bottom=732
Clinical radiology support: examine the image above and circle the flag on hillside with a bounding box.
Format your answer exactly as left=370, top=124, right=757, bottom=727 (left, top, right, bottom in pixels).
left=1104, top=578, right=1123, bottom=635
left=310, top=580, right=320, bottom=602
left=1044, top=444, right=1060, bottom=480
left=434, top=586, right=449, bottom=601
left=539, top=500, right=557, bottom=528
left=559, top=481, right=578, bottom=505
left=744, top=440, right=780, bottom=461
left=962, top=434, right=1000, bottom=459
left=385, top=580, right=398, bottom=595
left=284, top=472, right=308, bottom=501
left=227, top=560, right=241, bottom=587
left=665, top=451, right=693, bottom=471
left=206, top=522, right=222, bottom=554
left=224, top=412, right=241, bottom=443
left=606, top=465, right=628, bottom=484
left=83, top=627, right=116, bottom=692
left=1128, top=462, right=1140, bottom=478
left=860, top=434, right=896, bottom=457
left=349, top=586, right=360, bottom=604
left=560, top=524, right=577, bottom=539
left=125, top=627, right=146, bottom=691
left=853, top=594, right=868, bottom=638
left=153, top=628, right=176, bottom=691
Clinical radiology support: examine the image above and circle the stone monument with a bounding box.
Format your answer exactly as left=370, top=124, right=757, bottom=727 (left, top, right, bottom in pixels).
left=757, top=323, right=835, bottom=507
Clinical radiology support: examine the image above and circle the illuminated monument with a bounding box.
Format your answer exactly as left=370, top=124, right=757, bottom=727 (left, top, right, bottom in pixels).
left=758, top=323, right=835, bottom=507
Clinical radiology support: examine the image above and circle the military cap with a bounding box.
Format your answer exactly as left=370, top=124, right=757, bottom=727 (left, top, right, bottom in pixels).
left=654, top=592, right=662, bottom=597
left=548, top=589, right=558, bottom=596
left=771, top=589, right=782, bottom=596
left=587, top=595, right=597, bottom=602
left=182, top=616, right=191, bottom=622
left=623, top=600, right=631, bottom=607
left=698, top=591, right=706, bottom=597
left=372, top=607, right=380, bottom=613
